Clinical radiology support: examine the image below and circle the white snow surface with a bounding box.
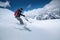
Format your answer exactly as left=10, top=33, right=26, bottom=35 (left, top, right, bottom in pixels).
left=0, top=8, right=60, bottom=40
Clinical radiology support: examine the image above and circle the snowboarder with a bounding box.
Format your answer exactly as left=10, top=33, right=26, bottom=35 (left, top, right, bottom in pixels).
left=14, top=8, right=25, bottom=25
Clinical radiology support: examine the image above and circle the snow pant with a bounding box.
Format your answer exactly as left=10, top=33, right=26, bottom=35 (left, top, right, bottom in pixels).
left=15, top=17, right=24, bottom=25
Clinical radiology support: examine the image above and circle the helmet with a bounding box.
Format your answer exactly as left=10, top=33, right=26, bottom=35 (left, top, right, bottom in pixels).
left=19, top=8, right=23, bottom=12
left=19, top=8, right=23, bottom=10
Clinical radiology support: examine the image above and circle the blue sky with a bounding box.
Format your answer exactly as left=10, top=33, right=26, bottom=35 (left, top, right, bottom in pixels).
left=0, top=0, right=51, bottom=11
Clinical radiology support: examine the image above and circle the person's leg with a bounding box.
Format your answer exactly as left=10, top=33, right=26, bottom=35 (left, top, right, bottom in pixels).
left=19, top=18, right=24, bottom=25
left=16, top=17, right=24, bottom=25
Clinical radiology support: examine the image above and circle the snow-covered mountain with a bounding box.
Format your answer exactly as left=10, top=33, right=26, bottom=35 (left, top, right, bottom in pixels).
left=24, top=0, right=60, bottom=20
left=0, top=8, right=60, bottom=40
left=36, top=8, right=60, bottom=20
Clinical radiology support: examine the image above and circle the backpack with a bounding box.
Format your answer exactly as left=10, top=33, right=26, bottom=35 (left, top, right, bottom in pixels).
left=14, top=10, right=19, bottom=16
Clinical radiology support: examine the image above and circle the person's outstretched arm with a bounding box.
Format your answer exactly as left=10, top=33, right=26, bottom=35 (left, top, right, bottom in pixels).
left=20, top=14, right=25, bottom=17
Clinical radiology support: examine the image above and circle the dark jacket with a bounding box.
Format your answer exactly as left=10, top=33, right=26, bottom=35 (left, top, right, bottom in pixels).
left=15, top=9, right=25, bottom=17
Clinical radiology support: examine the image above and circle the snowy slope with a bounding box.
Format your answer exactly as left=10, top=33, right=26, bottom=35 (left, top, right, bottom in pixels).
left=0, top=8, right=60, bottom=40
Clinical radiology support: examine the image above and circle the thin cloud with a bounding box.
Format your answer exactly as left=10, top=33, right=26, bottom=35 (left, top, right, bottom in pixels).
left=0, top=1, right=10, bottom=8
left=27, top=4, right=31, bottom=8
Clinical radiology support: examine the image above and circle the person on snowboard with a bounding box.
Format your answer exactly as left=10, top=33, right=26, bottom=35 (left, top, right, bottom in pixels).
left=14, top=8, right=25, bottom=25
